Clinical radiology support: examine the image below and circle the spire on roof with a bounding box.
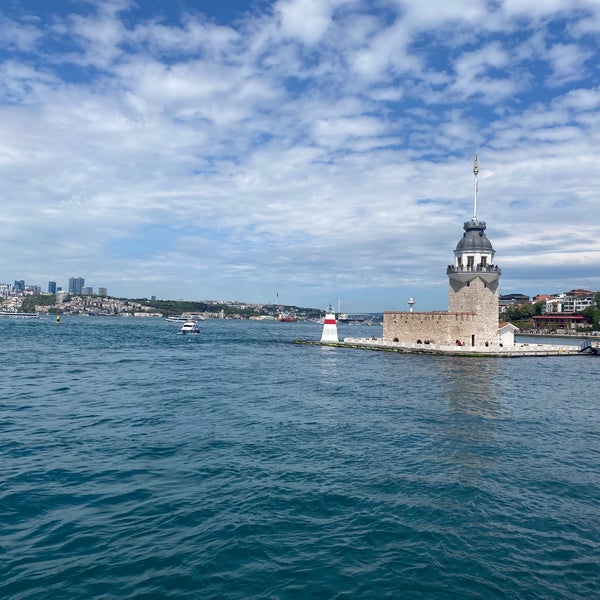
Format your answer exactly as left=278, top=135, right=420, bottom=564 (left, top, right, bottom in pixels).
left=473, top=153, right=479, bottom=221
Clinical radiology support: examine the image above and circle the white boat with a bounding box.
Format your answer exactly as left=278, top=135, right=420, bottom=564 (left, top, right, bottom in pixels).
left=167, top=314, right=206, bottom=322
left=179, top=321, right=200, bottom=334
left=0, top=310, right=40, bottom=319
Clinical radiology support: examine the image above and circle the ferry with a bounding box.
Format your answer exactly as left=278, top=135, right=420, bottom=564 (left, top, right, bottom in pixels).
left=167, top=314, right=206, bottom=323
left=0, top=310, right=40, bottom=319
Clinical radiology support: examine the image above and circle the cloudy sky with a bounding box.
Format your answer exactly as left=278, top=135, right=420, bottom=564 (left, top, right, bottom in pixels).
left=1, top=0, right=599, bottom=311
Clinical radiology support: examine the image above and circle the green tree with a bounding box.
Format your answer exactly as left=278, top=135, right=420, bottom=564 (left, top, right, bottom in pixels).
left=582, top=299, right=600, bottom=329
left=21, top=295, right=56, bottom=312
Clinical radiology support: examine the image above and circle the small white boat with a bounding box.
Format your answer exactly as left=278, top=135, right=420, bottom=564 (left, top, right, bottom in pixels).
left=179, top=321, right=200, bottom=334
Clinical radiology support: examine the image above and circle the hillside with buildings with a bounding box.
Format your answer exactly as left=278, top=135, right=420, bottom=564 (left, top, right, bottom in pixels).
left=500, top=289, right=600, bottom=333
left=1, top=288, right=322, bottom=320
left=1, top=280, right=598, bottom=332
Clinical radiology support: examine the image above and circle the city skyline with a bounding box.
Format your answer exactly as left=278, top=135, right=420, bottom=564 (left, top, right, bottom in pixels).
left=1, top=272, right=597, bottom=310
left=1, top=1, right=599, bottom=312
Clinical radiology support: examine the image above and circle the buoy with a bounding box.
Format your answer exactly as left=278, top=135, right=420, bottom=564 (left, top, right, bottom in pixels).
left=56, top=315, right=61, bottom=323
left=320, top=304, right=338, bottom=343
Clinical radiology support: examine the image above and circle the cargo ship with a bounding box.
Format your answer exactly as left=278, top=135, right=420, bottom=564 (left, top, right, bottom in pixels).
left=276, top=310, right=298, bottom=322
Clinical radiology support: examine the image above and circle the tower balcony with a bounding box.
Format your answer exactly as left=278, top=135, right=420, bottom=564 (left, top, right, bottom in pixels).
left=447, top=264, right=501, bottom=284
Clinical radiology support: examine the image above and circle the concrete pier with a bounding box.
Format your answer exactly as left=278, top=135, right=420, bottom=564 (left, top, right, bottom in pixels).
left=296, top=337, right=591, bottom=357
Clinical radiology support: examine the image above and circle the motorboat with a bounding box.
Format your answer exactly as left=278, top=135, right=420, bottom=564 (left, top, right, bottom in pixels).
left=179, top=320, right=200, bottom=334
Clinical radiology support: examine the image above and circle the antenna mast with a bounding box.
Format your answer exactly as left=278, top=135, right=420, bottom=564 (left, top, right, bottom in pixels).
left=473, top=153, right=479, bottom=221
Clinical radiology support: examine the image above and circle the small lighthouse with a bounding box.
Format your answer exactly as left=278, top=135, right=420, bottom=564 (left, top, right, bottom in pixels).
left=320, top=304, right=339, bottom=343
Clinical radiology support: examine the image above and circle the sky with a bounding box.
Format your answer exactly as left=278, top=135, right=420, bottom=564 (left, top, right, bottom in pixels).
left=0, top=0, right=599, bottom=311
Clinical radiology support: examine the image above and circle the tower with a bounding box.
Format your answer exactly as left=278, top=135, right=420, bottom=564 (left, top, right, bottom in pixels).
left=383, top=155, right=503, bottom=348
left=320, top=304, right=339, bottom=343
left=446, top=155, right=501, bottom=346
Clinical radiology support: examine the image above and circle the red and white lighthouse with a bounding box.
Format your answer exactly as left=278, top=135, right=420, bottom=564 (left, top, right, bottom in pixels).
left=320, top=304, right=339, bottom=343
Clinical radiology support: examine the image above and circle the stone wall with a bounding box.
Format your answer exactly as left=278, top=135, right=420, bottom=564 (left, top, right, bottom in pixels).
left=448, top=276, right=500, bottom=346
left=383, top=310, right=499, bottom=347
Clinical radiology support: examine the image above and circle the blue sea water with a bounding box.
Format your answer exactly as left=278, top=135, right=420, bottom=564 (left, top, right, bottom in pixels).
left=1, top=317, right=599, bottom=599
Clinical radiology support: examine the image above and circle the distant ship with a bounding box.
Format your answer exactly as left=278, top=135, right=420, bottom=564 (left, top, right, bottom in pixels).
left=0, top=310, right=40, bottom=319
left=276, top=310, right=298, bottom=322
left=166, top=314, right=206, bottom=322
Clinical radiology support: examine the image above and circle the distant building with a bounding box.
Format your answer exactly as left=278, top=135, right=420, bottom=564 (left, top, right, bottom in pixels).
left=544, top=290, right=594, bottom=314
left=13, top=280, right=25, bottom=292
left=561, top=290, right=594, bottom=313
left=530, top=314, right=586, bottom=329
left=98, top=287, right=108, bottom=297
left=48, top=281, right=57, bottom=294
left=499, top=293, right=530, bottom=308
left=69, top=277, right=85, bottom=295
left=82, top=287, right=93, bottom=295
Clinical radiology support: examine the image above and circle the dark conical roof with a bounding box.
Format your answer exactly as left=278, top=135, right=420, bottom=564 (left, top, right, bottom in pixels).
left=455, top=219, right=494, bottom=253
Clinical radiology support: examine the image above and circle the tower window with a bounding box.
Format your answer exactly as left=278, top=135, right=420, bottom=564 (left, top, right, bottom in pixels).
left=481, top=256, right=487, bottom=267
left=467, top=256, right=474, bottom=269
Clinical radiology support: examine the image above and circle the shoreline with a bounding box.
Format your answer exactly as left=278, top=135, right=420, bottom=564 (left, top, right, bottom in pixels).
left=517, top=332, right=600, bottom=340
left=296, top=337, right=598, bottom=358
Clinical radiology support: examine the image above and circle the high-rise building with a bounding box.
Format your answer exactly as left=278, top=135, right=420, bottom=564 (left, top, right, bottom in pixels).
left=82, top=287, right=93, bottom=295
left=69, top=277, right=85, bottom=295
left=13, top=280, right=25, bottom=292
left=98, top=287, right=108, bottom=297
left=48, top=281, right=57, bottom=294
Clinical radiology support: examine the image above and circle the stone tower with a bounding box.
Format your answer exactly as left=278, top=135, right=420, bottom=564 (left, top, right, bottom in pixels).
left=383, top=155, right=502, bottom=348
left=446, top=155, right=501, bottom=346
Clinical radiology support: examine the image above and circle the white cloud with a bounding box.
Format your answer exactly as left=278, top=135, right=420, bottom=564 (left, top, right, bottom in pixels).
left=276, top=0, right=338, bottom=45
left=545, top=43, right=593, bottom=85
left=500, top=0, right=597, bottom=19
left=0, top=16, right=43, bottom=51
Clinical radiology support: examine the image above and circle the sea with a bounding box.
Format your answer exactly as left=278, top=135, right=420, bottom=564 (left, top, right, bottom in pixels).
left=1, top=316, right=598, bottom=599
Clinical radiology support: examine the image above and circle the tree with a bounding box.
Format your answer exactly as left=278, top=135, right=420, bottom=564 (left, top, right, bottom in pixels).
left=21, top=295, right=56, bottom=312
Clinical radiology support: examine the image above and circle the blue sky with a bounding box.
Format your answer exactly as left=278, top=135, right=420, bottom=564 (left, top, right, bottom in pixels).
left=0, top=0, right=599, bottom=311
